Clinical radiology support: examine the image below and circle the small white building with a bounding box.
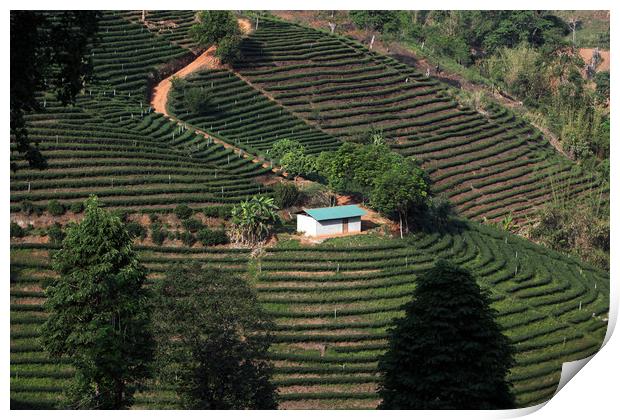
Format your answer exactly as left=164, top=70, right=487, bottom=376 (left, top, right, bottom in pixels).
left=296, top=205, right=366, bottom=237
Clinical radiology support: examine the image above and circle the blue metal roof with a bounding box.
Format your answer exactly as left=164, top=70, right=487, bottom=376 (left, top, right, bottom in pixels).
left=303, top=205, right=366, bottom=221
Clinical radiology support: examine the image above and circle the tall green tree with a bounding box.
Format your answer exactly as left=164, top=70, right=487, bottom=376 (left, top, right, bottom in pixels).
left=378, top=260, right=515, bottom=409
left=190, top=11, right=242, bottom=64
left=10, top=11, right=100, bottom=170
left=153, top=263, right=278, bottom=409
left=370, top=161, right=429, bottom=238
left=41, top=196, right=153, bottom=409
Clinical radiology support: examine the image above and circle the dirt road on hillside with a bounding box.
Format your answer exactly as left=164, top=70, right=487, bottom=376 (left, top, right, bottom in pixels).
left=151, top=46, right=222, bottom=115
left=147, top=16, right=397, bottom=237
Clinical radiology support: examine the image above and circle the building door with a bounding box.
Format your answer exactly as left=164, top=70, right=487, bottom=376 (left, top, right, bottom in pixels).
left=343, top=218, right=349, bottom=233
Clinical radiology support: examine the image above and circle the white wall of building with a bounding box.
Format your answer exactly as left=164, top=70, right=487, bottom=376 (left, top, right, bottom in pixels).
left=316, top=218, right=344, bottom=236
left=297, top=215, right=363, bottom=236
left=348, top=216, right=362, bottom=233
left=296, top=214, right=317, bottom=236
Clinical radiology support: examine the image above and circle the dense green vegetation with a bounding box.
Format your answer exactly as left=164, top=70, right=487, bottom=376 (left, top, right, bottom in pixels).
left=190, top=11, right=242, bottom=64
left=153, top=263, right=278, bottom=409
left=379, top=260, right=515, bottom=409
left=40, top=197, right=153, bottom=409
left=10, top=219, right=609, bottom=408
left=10, top=9, right=610, bottom=411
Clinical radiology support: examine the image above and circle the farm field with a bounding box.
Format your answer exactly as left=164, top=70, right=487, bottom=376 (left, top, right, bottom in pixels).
left=230, top=17, right=606, bottom=225
left=10, top=221, right=609, bottom=408
left=10, top=12, right=271, bottom=214
left=9, top=10, right=610, bottom=411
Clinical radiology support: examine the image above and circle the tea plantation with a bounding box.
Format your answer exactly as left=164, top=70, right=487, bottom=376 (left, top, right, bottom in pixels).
left=10, top=222, right=608, bottom=408
left=234, top=18, right=607, bottom=224
left=9, top=10, right=610, bottom=410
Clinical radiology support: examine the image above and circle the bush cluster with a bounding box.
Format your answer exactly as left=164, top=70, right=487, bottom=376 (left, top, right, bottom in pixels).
left=47, top=200, right=66, bottom=216
left=197, top=228, right=229, bottom=246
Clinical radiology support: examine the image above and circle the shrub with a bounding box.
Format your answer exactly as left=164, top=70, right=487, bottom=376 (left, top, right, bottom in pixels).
left=184, top=87, right=211, bottom=114
left=126, top=222, right=147, bottom=240
left=69, top=201, right=84, bottom=214
left=111, top=210, right=130, bottom=223
left=270, top=139, right=305, bottom=160
left=47, top=200, right=66, bottom=216
left=180, top=231, right=196, bottom=247
left=174, top=204, right=193, bottom=220
left=197, top=228, right=229, bottom=246
left=10, top=222, right=25, bottom=238
left=21, top=200, right=35, bottom=215
left=273, top=183, right=300, bottom=209
left=202, top=205, right=232, bottom=220
left=151, top=224, right=167, bottom=246
left=149, top=213, right=159, bottom=224
left=47, top=223, right=65, bottom=244
left=182, top=218, right=204, bottom=233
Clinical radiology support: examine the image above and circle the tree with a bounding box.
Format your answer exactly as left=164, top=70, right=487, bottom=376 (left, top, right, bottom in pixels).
left=270, top=138, right=305, bottom=160
left=10, top=11, right=100, bottom=170
left=280, top=149, right=316, bottom=177
left=370, top=162, right=429, bottom=238
left=349, top=11, right=402, bottom=34
left=378, top=260, right=515, bottom=409
left=153, top=263, right=278, bottom=409
left=190, top=11, right=242, bottom=64
left=190, top=11, right=240, bottom=46
left=41, top=196, right=153, bottom=409
left=230, top=195, right=279, bottom=245
left=216, top=34, right=242, bottom=65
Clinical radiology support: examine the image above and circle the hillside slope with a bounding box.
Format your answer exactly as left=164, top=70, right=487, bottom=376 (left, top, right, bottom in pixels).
left=10, top=12, right=271, bottom=215
left=11, top=221, right=609, bottom=408
left=233, top=18, right=605, bottom=225
left=9, top=11, right=610, bottom=411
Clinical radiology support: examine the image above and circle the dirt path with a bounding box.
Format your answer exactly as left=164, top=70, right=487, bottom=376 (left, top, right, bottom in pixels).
left=580, top=47, right=610, bottom=72
left=146, top=17, right=396, bottom=238
left=151, top=46, right=222, bottom=116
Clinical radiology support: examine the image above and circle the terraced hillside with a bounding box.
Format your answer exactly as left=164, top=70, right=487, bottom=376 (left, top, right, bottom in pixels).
left=10, top=10, right=610, bottom=411
left=10, top=12, right=270, bottom=214
left=168, top=69, right=341, bottom=154
left=11, top=222, right=609, bottom=409
left=232, top=18, right=605, bottom=224
left=122, top=10, right=199, bottom=51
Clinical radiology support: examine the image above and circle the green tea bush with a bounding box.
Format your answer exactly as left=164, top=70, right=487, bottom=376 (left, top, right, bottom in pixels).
left=182, top=218, right=204, bottom=233
left=11, top=222, right=25, bottom=238
left=47, top=223, right=65, bottom=245
left=47, top=200, right=66, bottom=216
left=180, top=231, right=196, bottom=246
left=197, top=228, right=229, bottom=246
left=202, top=205, right=232, bottom=219
left=69, top=201, right=84, bottom=214
left=21, top=200, right=35, bottom=216
left=126, top=222, right=147, bottom=240
left=174, top=204, right=193, bottom=220
left=151, top=224, right=167, bottom=246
